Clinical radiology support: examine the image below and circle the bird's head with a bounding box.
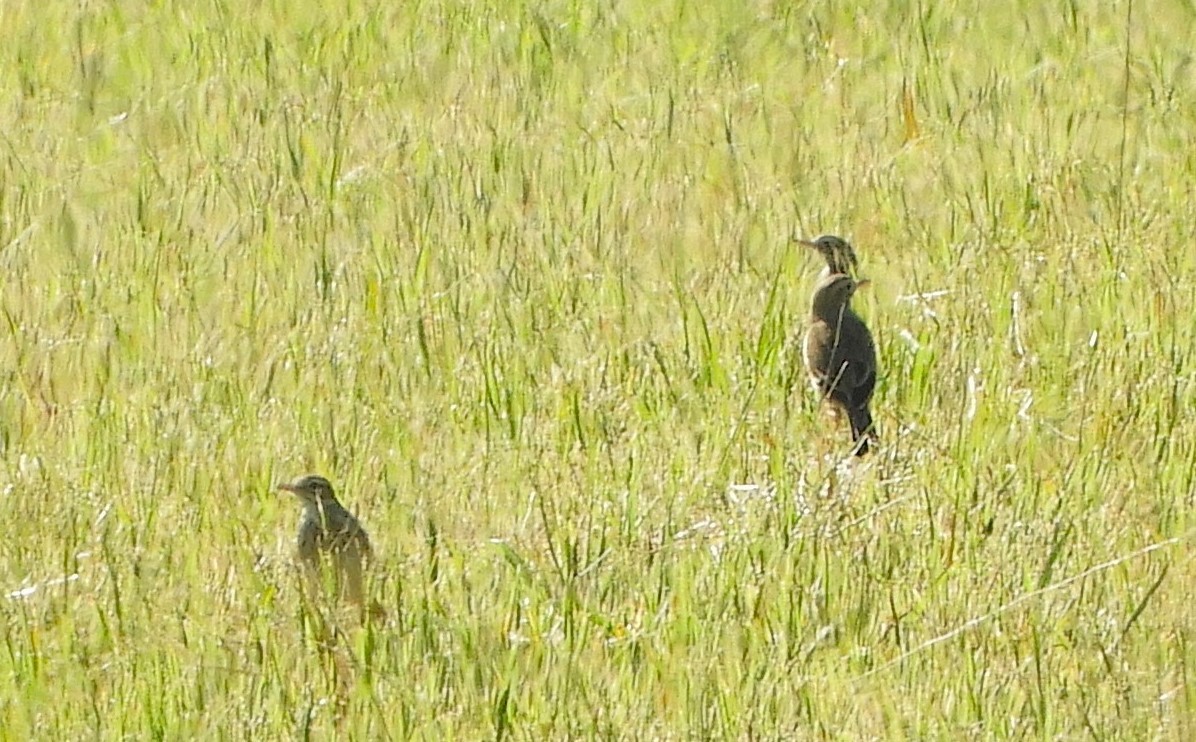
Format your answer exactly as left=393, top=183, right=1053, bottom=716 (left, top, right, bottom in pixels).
left=795, top=234, right=859, bottom=276
left=278, top=474, right=338, bottom=505
left=810, top=272, right=869, bottom=314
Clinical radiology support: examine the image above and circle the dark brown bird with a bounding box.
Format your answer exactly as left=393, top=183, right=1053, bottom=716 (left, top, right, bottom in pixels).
left=803, top=273, right=877, bottom=455
left=278, top=474, right=374, bottom=609
left=796, top=234, right=860, bottom=278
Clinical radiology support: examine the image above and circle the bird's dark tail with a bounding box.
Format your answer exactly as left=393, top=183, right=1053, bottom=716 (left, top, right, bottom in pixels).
left=848, top=406, right=876, bottom=456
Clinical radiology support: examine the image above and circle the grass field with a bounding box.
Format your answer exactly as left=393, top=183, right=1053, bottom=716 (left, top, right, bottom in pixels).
left=3, top=0, right=1196, bottom=737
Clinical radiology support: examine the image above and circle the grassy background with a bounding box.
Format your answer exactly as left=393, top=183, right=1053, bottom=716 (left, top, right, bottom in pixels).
left=2, top=0, right=1195, bottom=736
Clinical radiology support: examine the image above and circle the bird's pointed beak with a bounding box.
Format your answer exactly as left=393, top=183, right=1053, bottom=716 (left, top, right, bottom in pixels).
left=854, top=278, right=872, bottom=289
left=277, top=482, right=298, bottom=494
left=793, top=236, right=818, bottom=248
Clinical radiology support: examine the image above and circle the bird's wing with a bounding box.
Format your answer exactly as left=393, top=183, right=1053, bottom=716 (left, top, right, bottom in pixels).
left=358, top=530, right=375, bottom=562
left=850, top=366, right=876, bottom=409
left=839, top=314, right=876, bottom=406
left=336, top=541, right=366, bottom=606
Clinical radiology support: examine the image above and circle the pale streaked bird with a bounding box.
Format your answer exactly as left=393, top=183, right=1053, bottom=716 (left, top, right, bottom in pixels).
left=278, top=474, right=374, bottom=610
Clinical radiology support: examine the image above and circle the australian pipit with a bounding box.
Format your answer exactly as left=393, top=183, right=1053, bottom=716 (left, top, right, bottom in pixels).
left=796, top=234, right=860, bottom=278
left=278, top=474, right=374, bottom=610
left=803, top=273, right=877, bottom=455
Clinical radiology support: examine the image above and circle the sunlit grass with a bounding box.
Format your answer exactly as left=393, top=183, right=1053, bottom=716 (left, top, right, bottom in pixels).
left=2, top=0, right=1195, bottom=736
